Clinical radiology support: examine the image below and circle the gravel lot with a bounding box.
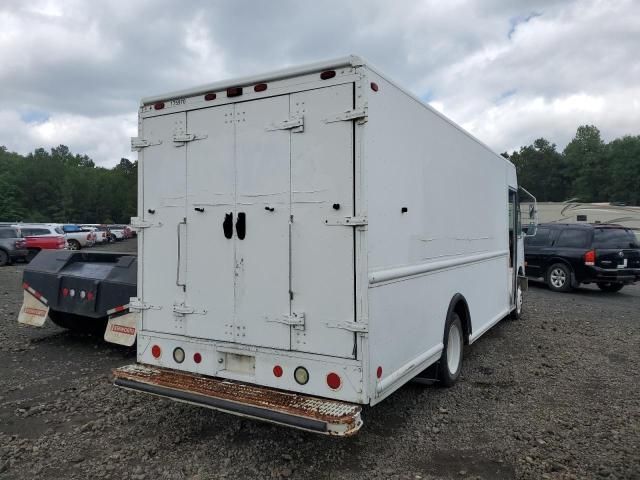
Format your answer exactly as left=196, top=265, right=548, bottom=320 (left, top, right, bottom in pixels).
left=1, top=240, right=638, bottom=479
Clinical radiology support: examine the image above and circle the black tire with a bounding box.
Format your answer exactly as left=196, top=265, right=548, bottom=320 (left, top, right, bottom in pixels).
left=546, top=263, right=573, bottom=292
left=67, top=239, right=81, bottom=250
left=437, top=312, right=464, bottom=387
left=0, top=249, right=9, bottom=267
left=597, top=282, right=624, bottom=293
left=48, top=310, right=108, bottom=334
left=509, top=283, right=523, bottom=319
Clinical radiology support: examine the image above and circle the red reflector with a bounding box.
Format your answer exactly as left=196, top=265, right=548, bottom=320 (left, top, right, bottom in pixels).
left=87, top=292, right=94, bottom=301
left=154, top=102, right=165, bottom=110
left=371, top=82, right=379, bottom=92
left=62, top=288, right=69, bottom=297
left=326, top=372, right=341, bottom=390
left=204, top=92, right=217, bottom=101
left=376, top=366, right=383, bottom=379
left=254, top=83, right=267, bottom=92
left=151, top=345, right=161, bottom=358
left=273, top=365, right=283, bottom=378
left=193, top=352, right=202, bottom=364
left=584, top=249, right=596, bottom=266
left=320, top=70, right=336, bottom=80
left=227, top=87, right=243, bottom=97
left=22, top=282, right=29, bottom=290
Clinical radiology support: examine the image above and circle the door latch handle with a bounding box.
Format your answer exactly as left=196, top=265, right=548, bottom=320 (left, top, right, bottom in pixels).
left=223, top=212, right=233, bottom=239
left=236, top=212, right=246, bottom=240
left=194, top=207, right=205, bottom=212
left=265, top=206, right=274, bottom=212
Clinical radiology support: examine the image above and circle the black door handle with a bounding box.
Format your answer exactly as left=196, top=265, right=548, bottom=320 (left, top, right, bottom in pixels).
left=236, top=212, right=246, bottom=240
left=223, top=212, right=233, bottom=239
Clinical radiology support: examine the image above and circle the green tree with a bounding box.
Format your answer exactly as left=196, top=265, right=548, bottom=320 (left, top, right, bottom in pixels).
left=563, top=125, right=608, bottom=202
left=606, top=135, right=640, bottom=205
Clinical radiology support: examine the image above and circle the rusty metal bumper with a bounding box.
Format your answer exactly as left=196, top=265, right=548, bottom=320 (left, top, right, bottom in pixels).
left=113, top=364, right=363, bottom=436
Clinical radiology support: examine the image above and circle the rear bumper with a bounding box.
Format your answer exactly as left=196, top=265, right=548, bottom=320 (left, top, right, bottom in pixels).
left=113, top=364, right=363, bottom=436
left=583, top=267, right=640, bottom=284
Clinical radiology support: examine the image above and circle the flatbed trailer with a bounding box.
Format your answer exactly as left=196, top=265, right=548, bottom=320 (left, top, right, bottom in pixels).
left=18, top=250, right=138, bottom=346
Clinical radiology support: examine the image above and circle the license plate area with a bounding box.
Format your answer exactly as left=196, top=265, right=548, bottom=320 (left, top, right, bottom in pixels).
left=220, top=352, right=256, bottom=376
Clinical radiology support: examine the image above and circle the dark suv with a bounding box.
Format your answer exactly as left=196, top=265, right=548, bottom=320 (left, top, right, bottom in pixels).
left=524, top=223, right=640, bottom=292
left=0, top=226, right=28, bottom=266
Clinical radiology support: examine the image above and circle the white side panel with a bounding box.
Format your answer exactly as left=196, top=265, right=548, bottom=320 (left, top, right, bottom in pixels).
left=364, top=69, right=513, bottom=399
left=290, top=84, right=356, bottom=358
left=140, top=112, right=186, bottom=334
left=184, top=105, right=236, bottom=340
left=234, top=96, right=291, bottom=350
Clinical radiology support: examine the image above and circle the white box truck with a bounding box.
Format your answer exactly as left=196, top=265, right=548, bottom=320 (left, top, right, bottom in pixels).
left=113, top=55, right=534, bottom=436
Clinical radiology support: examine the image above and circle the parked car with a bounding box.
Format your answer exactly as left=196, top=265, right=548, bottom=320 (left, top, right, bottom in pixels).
left=18, top=225, right=67, bottom=260
left=81, top=225, right=108, bottom=244
left=524, top=223, right=640, bottom=292
left=107, top=225, right=126, bottom=241
left=0, top=226, right=28, bottom=266
left=59, top=224, right=96, bottom=249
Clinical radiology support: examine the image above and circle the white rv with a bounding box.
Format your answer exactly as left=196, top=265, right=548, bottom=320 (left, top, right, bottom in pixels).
left=112, top=56, right=533, bottom=436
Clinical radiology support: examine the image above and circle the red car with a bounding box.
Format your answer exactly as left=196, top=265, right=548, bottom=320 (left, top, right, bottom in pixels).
left=19, top=225, right=66, bottom=260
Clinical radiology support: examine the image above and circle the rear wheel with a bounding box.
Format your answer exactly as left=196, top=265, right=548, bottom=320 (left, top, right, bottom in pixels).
left=546, top=263, right=572, bottom=292
left=67, top=239, right=81, bottom=250
left=48, top=310, right=108, bottom=334
left=438, top=312, right=464, bottom=387
left=597, top=282, right=624, bottom=293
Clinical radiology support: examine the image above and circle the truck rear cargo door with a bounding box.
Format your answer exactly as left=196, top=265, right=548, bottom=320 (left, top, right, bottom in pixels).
left=139, top=112, right=187, bottom=333
left=290, top=84, right=357, bottom=359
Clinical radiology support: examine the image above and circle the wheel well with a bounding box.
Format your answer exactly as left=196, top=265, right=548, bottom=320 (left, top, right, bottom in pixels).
left=546, top=259, right=573, bottom=276
left=447, top=294, right=471, bottom=345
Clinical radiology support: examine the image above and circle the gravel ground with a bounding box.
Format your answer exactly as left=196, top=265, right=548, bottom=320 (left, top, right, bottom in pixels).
left=0, top=240, right=638, bottom=479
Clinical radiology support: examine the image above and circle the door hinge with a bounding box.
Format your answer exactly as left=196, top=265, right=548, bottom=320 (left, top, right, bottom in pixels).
left=173, top=304, right=207, bottom=315
left=324, top=108, right=368, bottom=125
left=266, top=115, right=304, bottom=133
left=131, top=217, right=163, bottom=229
left=323, top=216, right=368, bottom=226
left=267, top=312, right=305, bottom=330
left=131, top=137, right=162, bottom=151
left=325, top=321, right=368, bottom=333
left=173, top=133, right=208, bottom=145
left=129, top=298, right=161, bottom=312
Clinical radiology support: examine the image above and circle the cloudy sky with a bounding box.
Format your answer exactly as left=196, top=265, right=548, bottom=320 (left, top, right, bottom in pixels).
left=1, top=0, right=638, bottom=167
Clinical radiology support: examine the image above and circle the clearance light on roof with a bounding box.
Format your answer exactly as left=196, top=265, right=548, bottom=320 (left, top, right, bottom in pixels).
left=154, top=102, right=165, bottom=110
left=204, top=93, right=217, bottom=101
left=371, top=82, right=379, bottom=92
left=320, top=70, right=336, bottom=80
left=227, top=87, right=243, bottom=97
left=254, top=83, right=267, bottom=92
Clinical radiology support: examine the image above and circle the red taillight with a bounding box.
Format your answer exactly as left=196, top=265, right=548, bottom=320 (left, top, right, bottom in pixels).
left=87, top=234, right=91, bottom=240
left=62, top=288, right=69, bottom=297
left=227, top=86, right=243, bottom=97
left=154, top=102, right=165, bottom=110
left=376, top=366, right=383, bottom=379
left=320, top=70, right=336, bottom=80
left=86, top=292, right=94, bottom=301
left=584, top=250, right=596, bottom=266
left=204, top=92, right=216, bottom=101
left=193, top=352, right=202, bottom=364
left=254, top=83, right=267, bottom=92
left=151, top=345, right=161, bottom=358
left=326, top=372, right=341, bottom=390
left=371, top=82, right=379, bottom=92
left=273, top=365, right=283, bottom=378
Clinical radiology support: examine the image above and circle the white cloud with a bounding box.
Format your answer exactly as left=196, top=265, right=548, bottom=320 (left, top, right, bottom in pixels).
left=0, top=0, right=638, bottom=166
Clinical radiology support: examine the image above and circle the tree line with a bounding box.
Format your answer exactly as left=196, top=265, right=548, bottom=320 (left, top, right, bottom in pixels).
left=502, top=125, right=640, bottom=205
left=0, top=124, right=637, bottom=224
left=0, top=145, right=136, bottom=224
